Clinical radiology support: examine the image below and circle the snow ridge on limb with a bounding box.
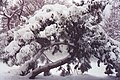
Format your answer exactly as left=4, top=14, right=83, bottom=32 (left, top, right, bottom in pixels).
left=2, top=0, right=120, bottom=78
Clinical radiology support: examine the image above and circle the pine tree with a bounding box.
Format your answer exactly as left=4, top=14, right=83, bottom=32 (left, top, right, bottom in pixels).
left=2, top=0, right=120, bottom=79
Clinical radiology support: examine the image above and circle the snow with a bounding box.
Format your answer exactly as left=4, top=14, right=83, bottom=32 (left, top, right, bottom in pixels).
left=38, top=31, right=47, bottom=38
left=21, top=31, right=35, bottom=43
left=69, top=5, right=87, bottom=16
left=29, top=4, right=68, bottom=25
left=49, top=61, right=109, bottom=77
left=43, top=45, right=69, bottom=62
left=28, top=11, right=44, bottom=28
left=4, top=41, right=20, bottom=56
left=109, top=51, right=117, bottom=60
left=41, top=4, right=68, bottom=17
left=16, top=45, right=36, bottom=64
left=103, top=4, right=112, bottom=19
left=13, top=25, right=35, bottom=43
left=45, top=24, right=57, bottom=36
left=0, top=62, right=118, bottom=80
left=7, top=0, right=19, bottom=7
left=28, top=23, right=41, bottom=32
left=14, top=27, right=31, bottom=41
left=38, top=24, right=59, bottom=38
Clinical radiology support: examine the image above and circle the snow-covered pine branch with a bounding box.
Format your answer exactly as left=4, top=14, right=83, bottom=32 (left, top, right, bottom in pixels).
left=2, top=0, right=120, bottom=78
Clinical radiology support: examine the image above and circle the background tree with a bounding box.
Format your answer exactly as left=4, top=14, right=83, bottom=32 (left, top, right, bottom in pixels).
left=104, top=0, right=120, bottom=41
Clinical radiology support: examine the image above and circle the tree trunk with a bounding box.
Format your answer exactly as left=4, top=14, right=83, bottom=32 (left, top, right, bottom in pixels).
left=27, top=55, right=72, bottom=79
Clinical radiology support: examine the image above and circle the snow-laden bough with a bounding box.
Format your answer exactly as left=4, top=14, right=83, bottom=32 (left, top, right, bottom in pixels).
left=2, top=0, right=120, bottom=79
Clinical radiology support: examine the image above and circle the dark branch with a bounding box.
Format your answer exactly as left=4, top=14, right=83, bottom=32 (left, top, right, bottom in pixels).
left=42, top=53, right=53, bottom=63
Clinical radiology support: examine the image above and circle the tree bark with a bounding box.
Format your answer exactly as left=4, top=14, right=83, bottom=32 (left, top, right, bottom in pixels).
left=28, top=55, right=72, bottom=79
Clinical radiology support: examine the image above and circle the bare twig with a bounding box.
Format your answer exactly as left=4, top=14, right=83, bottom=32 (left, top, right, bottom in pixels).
left=1, top=5, right=24, bottom=30
left=0, top=0, right=24, bottom=30
left=42, top=53, right=53, bottom=63
left=17, top=0, right=24, bottom=20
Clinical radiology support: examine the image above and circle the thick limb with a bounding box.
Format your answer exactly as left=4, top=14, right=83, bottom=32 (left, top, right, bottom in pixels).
left=27, top=55, right=72, bottom=79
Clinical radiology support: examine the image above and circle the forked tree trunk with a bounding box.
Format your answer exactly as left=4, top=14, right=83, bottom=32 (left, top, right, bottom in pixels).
left=27, top=55, right=72, bottom=79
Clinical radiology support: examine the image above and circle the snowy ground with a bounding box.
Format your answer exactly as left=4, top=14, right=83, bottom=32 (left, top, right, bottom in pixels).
left=0, top=62, right=120, bottom=80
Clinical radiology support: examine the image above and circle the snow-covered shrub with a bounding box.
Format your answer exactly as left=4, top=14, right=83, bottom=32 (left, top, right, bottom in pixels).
left=2, top=0, right=120, bottom=78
